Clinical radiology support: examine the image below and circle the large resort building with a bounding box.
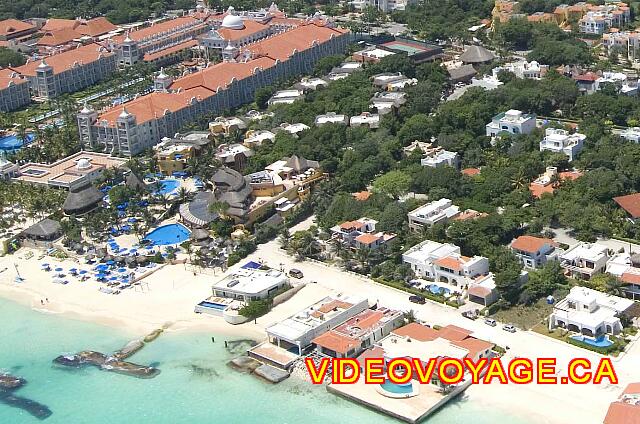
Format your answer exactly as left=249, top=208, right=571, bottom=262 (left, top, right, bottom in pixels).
left=78, top=21, right=351, bottom=156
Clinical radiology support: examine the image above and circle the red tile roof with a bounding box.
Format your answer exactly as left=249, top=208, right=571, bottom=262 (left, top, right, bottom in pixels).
left=604, top=402, right=640, bottom=424
left=355, top=233, right=381, bottom=245
left=624, top=383, right=640, bottom=395
left=0, top=68, right=27, bottom=88
left=352, top=191, right=371, bottom=201
left=453, top=209, right=488, bottom=221
left=451, top=337, right=494, bottom=358
left=621, top=272, right=640, bottom=285
left=338, top=220, right=366, bottom=231
left=217, top=20, right=268, bottom=41
left=16, top=43, right=113, bottom=76
left=574, top=72, right=599, bottom=82
left=312, top=331, right=360, bottom=354
left=614, top=193, right=640, bottom=218
left=468, top=285, right=492, bottom=298
left=119, top=16, right=201, bottom=42
left=392, top=322, right=439, bottom=341
left=510, top=235, right=556, bottom=254
left=461, top=167, right=480, bottom=176
left=248, top=22, right=347, bottom=61
left=37, top=28, right=81, bottom=46
left=437, top=325, right=472, bottom=342
left=143, top=39, right=198, bottom=62
left=42, top=17, right=116, bottom=37
left=434, top=256, right=464, bottom=271
left=0, top=19, right=35, bottom=37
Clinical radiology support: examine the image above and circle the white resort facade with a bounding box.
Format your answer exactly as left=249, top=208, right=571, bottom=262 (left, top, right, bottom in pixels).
left=539, top=128, right=586, bottom=161
left=211, top=267, right=289, bottom=302
left=485, top=109, right=536, bottom=137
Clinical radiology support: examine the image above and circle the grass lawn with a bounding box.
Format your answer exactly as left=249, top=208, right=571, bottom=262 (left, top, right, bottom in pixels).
left=491, top=298, right=554, bottom=330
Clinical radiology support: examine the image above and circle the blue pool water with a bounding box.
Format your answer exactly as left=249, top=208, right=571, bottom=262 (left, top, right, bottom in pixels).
left=0, top=133, right=35, bottom=151
left=379, top=380, right=414, bottom=394
left=429, top=284, right=451, bottom=295
left=570, top=335, right=613, bottom=348
left=199, top=301, right=227, bottom=310
left=154, top=178, right=180, bottom=195
left=144, top=223, right=191, bottom=246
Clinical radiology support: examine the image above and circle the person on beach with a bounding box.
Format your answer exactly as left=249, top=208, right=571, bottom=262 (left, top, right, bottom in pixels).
left=46, top=298, right=49, bottom=303
left=40, top=299, right=44, bottom=305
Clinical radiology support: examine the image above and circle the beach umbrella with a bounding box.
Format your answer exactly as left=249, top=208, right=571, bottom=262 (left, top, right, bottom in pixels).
left=109, top=276, right=118, bottom=281
left=128, top=217, right=137, bottom=223
left=55, top=267, right=63, bottom=272
left=69, top=268, right=77, bottom=274
left=79, top=270, right=87, bottom=275
left=41, top=263, right=50, bottom=268
left=106, top=260, right=115, bottom=265
left=96, top=273, right=107, bottom=280
left=117, top=267, right=127, bottom=273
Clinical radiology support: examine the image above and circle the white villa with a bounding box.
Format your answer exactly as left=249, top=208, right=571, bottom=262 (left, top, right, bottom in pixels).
left=315, top=112, right=348, bottom=126
left=560, top=242, right=610, bottom=280
left=402, top=239, right=490, bottom=287
left=330, top=217, right=396, bottom=250
left=548, top=286, right=633, bottom=336
left=278, top=122, right=310, bottom=135
left=350, top=112, right=380, bottom=129
left=408, top=198, right=460, bottom=231
left=268, top=89, right=304, bottom=105
left=485, top=109, right=537, bottom=137
left=606, top=252, right=640, bottom=300
left=510, top=235, right=561, bottom=269
left=211, top=267, right=289, bottom=302
left=294, top=77, right=328, bottom=92
left=370, top=91, right=406, bottom=114
left=492, top=61, right=549, bottom=80
left=420, top=149, right=460, bottom=169
left=620, top=127, right=640, bottom=143
left=243, top=129, right=276, bottom=148
left=351, top=0, right=416, bottom=12
left=265, top=294, right=369, bottom=355
left=539, top=128, right=585, bottom=161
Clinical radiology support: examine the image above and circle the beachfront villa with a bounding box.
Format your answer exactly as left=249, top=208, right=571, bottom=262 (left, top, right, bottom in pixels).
left=407, top=198, right=460, bottom=231
left=402, top=239, right=490, bottom=287
left=212, top=267, right=289, bottom=302
left=510, top=235, right=561, bottom=269
left=485, top=109, right=537, bottom=137
left=330, top=217, right=396, bottom=250
left=539, top=128, right=586, bottom=161
left=312, top=307, right=403, bottom=358
left=264, top=294, right=368, bottom=355
left=560, top=242, right=610, bottom=280
left=548, top=286, right=633, bottom=336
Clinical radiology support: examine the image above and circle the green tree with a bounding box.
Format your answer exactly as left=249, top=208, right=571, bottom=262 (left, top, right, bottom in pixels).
left=372, top=170, right=411, bottom=200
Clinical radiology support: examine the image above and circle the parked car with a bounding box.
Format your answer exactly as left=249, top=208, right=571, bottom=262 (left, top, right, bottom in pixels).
left=502, top=323, right=517, bottom=333
left=461, top=310, right=478, bottom=320
left=289, top=269, right=304, bottom=279
left=484, top=318, right=497, bottom=327
left=409, top=295, right=426, bottom=305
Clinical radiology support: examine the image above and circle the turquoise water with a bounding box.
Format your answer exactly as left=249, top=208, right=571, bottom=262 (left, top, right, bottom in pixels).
left=0, top=133, right=35, bottom=151
left=0, top=298, right=533, bottom=424
left=144, top=223, right=191, bottom=246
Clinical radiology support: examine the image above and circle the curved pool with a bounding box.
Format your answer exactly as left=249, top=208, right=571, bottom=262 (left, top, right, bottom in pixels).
left=379, top=380, right=414, bottom=394
left=0, top=133, right=35, bottom=151
left=144, top=223, right=191, bottom=246
left=155, top=178, right=180, bottom=195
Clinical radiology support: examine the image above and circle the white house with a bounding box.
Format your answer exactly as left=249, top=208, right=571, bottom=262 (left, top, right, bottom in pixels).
left=278, top=122, right=310, bottom=135
left=620, top=127, right=640, bottom=143
left=492, top=61, right=549, bottom=80
left=595, top=72, right=638, bottom=96
left=243, top=129, right=276, bottom=148
left=510, top=235, right=561, bottom=269
left=539, top=128, right=585, bottom=161
left=268, top=89, right=304, bottom=105
left=295, top=77, right=328, bottom=92
left=330, top=217, right=395, bottom=249
left=211, top=268, right=289, bottom=302
left=420, top=149, right=460, bottom=169
left=350, top=112, right=380, bottom=129
left=315, top=112, right=348, bottom=126
left=548, top=286, right=633, bottom=336
left=605, top=252, right=640, bottom=300
left=407, top=198, right=460, bottom=231
left=485, top=109, right=537, bottom=137
left=402, top=239, right=490, bottom=287
left=265, top=294, right=369, bottom=354
left=560, top=242, right=610, bottom=280
left=370, top=91, right=406, bottom=114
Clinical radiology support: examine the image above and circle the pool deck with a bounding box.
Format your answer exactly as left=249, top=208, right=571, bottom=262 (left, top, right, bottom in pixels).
left=327, top=378, right=471, bottom=424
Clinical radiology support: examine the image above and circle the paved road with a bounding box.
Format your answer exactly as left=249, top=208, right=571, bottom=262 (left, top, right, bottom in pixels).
left=550, top=227, right=640, bottom=253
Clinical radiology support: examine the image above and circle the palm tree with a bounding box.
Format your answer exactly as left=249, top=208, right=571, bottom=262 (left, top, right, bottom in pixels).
left=403, top=309, right=417, bottom=324
left=176, top=187, right=191, bottom=204
left=510, top=170, right=528, bottom=190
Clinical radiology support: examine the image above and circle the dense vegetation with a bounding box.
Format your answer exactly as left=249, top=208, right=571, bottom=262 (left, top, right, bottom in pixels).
left=0, top=47, right=26, bottom=68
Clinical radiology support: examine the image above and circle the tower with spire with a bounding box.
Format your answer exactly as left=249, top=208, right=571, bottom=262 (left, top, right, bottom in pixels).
left=34, top=58, right=55, bottom=99
left=77, top=101, right=98, bottom=150
left=118, top=31, right=140, bottom=66
left=154, top=68, right=173, bottom=92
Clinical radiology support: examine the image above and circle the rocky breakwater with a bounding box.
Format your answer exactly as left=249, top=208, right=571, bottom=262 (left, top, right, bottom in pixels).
left=0, top=373, right=52, bottom=420
left=53, top=327, right=168, bottom=378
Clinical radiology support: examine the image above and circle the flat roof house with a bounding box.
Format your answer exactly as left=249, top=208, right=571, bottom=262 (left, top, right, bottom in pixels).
left=268, top=89, right=304, bottom=105
left=266, top=294, right=368, bottom=355
left=349, top=112, right=379, bottom=129
left=312, top=307, right=403, bottom=358
left=407, top=198, right=460, bottom=231
left=315, top=112, right=348, bottom=126
left=560, top=242, right=610, bottom=280
left=403, top=239, right=490, bottom=287
left=212, top=267, right=289, bottom=302
left=485, top=109, right=537, bottom=137
left=620, top=127, right=640, bottom=143
left=510, top=235, right=561, bottom=269
left=420, top=149, right=460, bottom=169
left=606, top=252, right=640, bottom=300
left=540, top=128, right=585, bottom=161
left=548, top=286, right=633, bottom=336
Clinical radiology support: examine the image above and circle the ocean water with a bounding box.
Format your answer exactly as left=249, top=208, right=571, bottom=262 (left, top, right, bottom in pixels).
left=0, top=298, right=532, bottom=424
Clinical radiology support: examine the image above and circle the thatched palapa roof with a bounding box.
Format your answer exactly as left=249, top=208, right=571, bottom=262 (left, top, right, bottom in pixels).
left=22, top=218, right=61, bottom=239
left=63, top=183, right=104, bottom=215
left=460, top=45, right=495, bottom=64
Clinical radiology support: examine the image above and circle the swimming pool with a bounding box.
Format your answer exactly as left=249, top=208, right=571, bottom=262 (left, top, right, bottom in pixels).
left=570, top=335, right=613, bottom=348
left=155, top=179, right=180, bottom=195
left=0, top=133, right=35, bottom=151
left=379, top=380, right=413, bottom=394
left=144, top=223, right=191, bottom=246
left=198, top=301, right=228, bottom=311
left=429, top=284, right=451, bottom=295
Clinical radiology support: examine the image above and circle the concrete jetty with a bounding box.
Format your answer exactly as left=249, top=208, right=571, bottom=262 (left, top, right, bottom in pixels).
left=0, top=373, right=52, bottom=420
